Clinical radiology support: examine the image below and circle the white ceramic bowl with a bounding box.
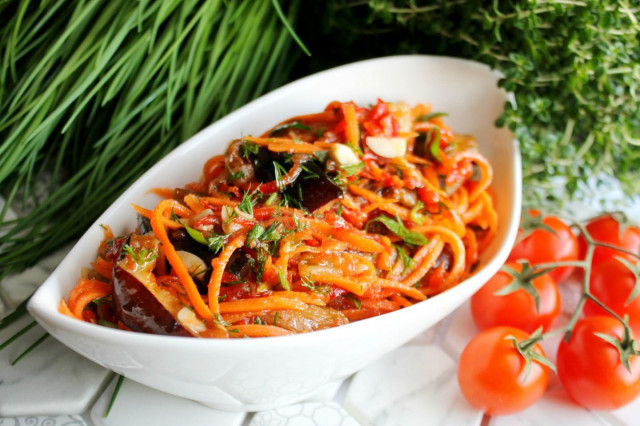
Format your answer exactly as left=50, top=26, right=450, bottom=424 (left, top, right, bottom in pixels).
left=28, top=55, right=521, bottom=412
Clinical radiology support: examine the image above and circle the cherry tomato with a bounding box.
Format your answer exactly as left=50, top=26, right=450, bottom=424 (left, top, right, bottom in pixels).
left=471, top=262, right=561, bottom=333
left=557, top=316, right=640, bottom=410
left=584, top=259, right=640, bottom=336
left=508, top=210, right=578, bottom=284
left=578, top=215, right=640, bottom=267
left=458, top=326, right=549, bottom=415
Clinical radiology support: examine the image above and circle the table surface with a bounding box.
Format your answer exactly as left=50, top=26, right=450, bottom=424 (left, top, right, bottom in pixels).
left=1, top=179, right=640, bottom=426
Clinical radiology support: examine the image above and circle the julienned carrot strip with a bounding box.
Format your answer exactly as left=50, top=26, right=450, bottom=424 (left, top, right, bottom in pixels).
left=310, top=273, right=367, bottom=296
left=149, top=187, right=174, bottom=199
left=341, top=308, right=381, bottom=322
left=405, top=154, right=430, bottom=165
left=390, top=295, right=413, bottom=308
left=361, top=298, right=399, bottom=311
left=400, top=238, right=445, bottom=288
left=452, top=151, right=492, bottom=203
left=463, top=228, right=479, bottom=273
left=268, top=143, right=324, bottom=154
left=183, top=194, right=204, bottom=214
left=271, top=291, right=326, bottom=306
left=151, top=199, right=213, bottom=322
left=219, top=296, right=308, bottom=313
left=228, top=324, right=293, bottom=338
left=199, top=197, right=238, bottom=209
left=208, top=234, right=246, bottom=314
left=331, top=229, right=385, bottom=253
left=91, top=257, right=114, bottom=280
left=67, top=279, right=112, bottom=319
left=203, top=155, right=225, bottom=181
left=410, top=225, right=466, bottom=285
left=342, top=103, right=360, bottom=145
left=131, top=204, right=182, bottom=230
left=347, top=185, right=410, bottom=219
left=372, top=277, right=428, bottom=301
left=58, top=299, right=74, bottom=318
left=243, top=136, right=300, bottom=145
left=461, top=199, right=485, bottom=225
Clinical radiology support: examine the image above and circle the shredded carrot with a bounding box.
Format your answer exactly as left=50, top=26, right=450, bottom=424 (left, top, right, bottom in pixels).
left=268, top=143, right=324, bottom=154
left=58, top=299, right=74, bottom=318
left=63, top=99, right=497, bottom=339
left=67, top=279, right=112, bottom=319
left=183, top=194, right=205, bottom=214
left=91, top=257, right=114, bottom=280
left=342, top=103, right=360, bottom=145
left=151, top=199, right=213, bottom=322
left=149, top=187, right=174, bottom=199
left=208, top=234, right=246, bottom=314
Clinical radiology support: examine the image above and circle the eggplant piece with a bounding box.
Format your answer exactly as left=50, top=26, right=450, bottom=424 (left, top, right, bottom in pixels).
left=225, top=248, right=253, bottom=279
left=251, top=147, right=283, bottom=183
left=284, top=161, right=342, bottom=212
left=169, top=229, right=215, bottom=293
left=112, top=234, right=191, bottom=336
left=136, top=214, right=153, bottom=235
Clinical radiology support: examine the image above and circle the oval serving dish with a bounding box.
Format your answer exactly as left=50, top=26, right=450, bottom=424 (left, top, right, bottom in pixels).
left=28, top=55, right=521, bottom=411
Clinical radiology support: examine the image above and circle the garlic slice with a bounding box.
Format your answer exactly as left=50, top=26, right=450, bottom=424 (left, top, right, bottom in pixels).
left=176, top=250, right=207, bottom=280
left=330, top=143, right=360, bottom=166
left=177, top=307, right=207, bottom=333
left=366, top=136, right=407, bottom=159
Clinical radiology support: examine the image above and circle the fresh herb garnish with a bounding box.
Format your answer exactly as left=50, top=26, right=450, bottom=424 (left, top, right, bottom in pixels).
left=265, top=192, right=278, bottom=206
left=246, top=222, right=281, bottom=247
left=428, top=127, right=442, bottom=163
left=277, top=267, right=291, bottom=291
left=301, top=163, right=320, bottom=180
left=184, top=224, right=226, bottom=254
left=226, top=163, right=245, bottom=182
left=368, top=215, right=429, bottom=246
left=394, top=244, right=414, bottom=273
left=417, top=112, right=448, bottom=122
left=340, top=162, right=365, bottom=177
left=347, top=140, right=363, bottom=156
left=346, top=294, right=362, bottom=310
left=240, top=140, right=260, bottom=158
left=274, top=161, right=289, bottom=191
left=301, top=275, right=330, bottom=295
left=336, top=204, right=344, bottom=216
left=170, top=208, right=181, bottom=222
left=238, top=187, right=260, bottom=216
left=123, top=244, right=158, bottom=265
left=273, top=311, right=279, bottom=326
left=255, top=250, right=268, bottom=282
left=409, top=201, right=427, bottom=225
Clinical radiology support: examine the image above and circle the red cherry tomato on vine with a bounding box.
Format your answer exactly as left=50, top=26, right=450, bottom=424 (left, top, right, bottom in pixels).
left=578, top=215, right=640, bottom=267
left=457, top=326, right=549, bottom=415
left=508, top=210, right=578, bottom=284
left=584, top=259, right=640, bottom=336
left=557, top=316, right=640, bottom=410
left=471, top=262, right=561, bottom=333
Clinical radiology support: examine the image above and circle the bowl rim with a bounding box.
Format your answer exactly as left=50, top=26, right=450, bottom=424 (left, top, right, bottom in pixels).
left=27, top=53, right=522, bottom=349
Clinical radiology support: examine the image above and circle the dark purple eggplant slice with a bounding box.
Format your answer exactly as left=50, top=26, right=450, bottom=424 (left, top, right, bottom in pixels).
left=112, top=234, right=191, bottom=336
left=286, top=161, right=342, bottom=212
